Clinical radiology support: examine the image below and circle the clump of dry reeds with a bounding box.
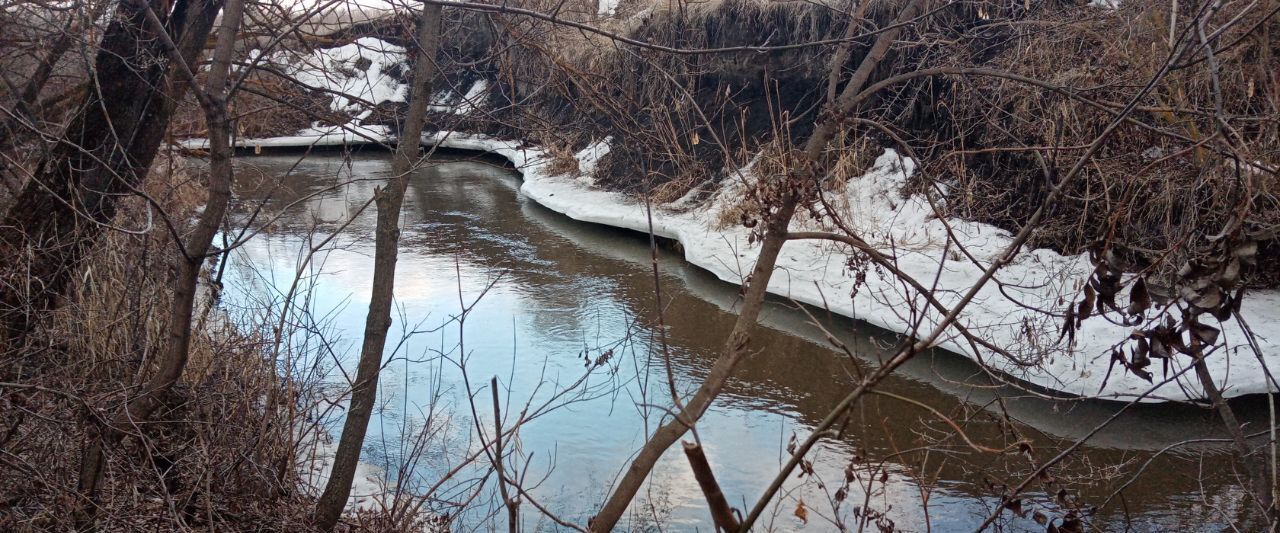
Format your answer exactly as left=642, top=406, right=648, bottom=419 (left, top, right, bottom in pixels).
left=923, top=0, right=1279, bottom=285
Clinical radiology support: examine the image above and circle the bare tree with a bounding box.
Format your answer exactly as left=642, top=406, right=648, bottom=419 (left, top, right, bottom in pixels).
left=313, top=0, right=442, bottom=528
left=588, top=1, right=925, bottom=529
left=0, top=0, right=224, bottom=341
left=74, top=0, right=244, bottom=518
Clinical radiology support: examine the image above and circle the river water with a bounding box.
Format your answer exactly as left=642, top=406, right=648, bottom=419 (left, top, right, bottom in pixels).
left=222, top=152, right=1261, bottom=531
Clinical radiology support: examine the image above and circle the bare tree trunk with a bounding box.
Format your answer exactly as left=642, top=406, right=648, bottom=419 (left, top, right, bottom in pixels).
left=587, top=1, right=923, bottom=529
left=312, top=2, right=440, bottom=529
left=18, top=17, right=76, bottom=113
left=74, top=0, right=242, bottom=519
left=0, top=0, right=223, bottom=342
left=683, top=441, right=740, bottom=531
left=393, top=1, right=443, bottom=177
left=1194, top=357, right=1275, bottom=519
left=492, top=376, right=520, bottom=532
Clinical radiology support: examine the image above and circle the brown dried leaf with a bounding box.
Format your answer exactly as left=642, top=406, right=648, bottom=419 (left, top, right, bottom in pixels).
left=1005, top=498, right=1025, bottom=517
left=1127, top=277, right=1151, bottom=317
left=1079, top=285, right=1096, bottom=320
left=1033, top=510, right=1049, bottom=526
left=1132, top=337, right=1150, bottom=368
left=1233, top=240, right=1258, bottom=261
left=1193, top=287, right=1223, bottom=310
left=1191, top=322, right=1221, bottom=345
left=1219, top=258, right=1241, bottom=286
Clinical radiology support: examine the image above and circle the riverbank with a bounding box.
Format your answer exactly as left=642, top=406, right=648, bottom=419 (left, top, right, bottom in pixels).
left=182, top=126, right=1280, bottom=403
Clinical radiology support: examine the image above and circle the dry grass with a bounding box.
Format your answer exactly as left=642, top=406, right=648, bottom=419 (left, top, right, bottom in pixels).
left=542, top=143, right=582, bottom=176
left=162, top=0, right=1278, bottom=289
left=925, top=0, right=1280, bottom=285
left=480, top=0, right=1278, bottom=285
left=0, top=154, right=318, bottom=531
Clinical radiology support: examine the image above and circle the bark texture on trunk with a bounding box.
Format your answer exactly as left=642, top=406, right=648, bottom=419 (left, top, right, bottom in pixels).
left=0, top=0, right=222, bottom=341
left=75, top=0, right=240, bottom=519
left=312, top=2, right=441, bottom=529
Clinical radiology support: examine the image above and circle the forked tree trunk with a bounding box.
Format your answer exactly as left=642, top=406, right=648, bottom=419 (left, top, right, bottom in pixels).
left=75, top=0, right=242, bottom=519
left=0, top=0, right=222, bottom=342
left=312, top=2, right=441, bottom=529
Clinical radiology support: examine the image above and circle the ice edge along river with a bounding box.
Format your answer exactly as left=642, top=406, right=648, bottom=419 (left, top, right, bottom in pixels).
left=180, top=125, right=1280, bottom=403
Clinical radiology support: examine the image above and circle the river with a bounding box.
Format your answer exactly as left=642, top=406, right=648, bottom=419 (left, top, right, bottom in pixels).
left=221, top=152, right=1261, bottom=531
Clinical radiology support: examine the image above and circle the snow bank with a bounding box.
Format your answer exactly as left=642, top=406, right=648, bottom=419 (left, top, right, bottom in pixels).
left=251, top=36, right=485, bottom=126
left=467, top=138, right=1280, bottom=403
left=182, top=126, right=1279, bottom=403
left=278, top=37, right=408, bottom=115
left=427, top=80, right=489, bottom=115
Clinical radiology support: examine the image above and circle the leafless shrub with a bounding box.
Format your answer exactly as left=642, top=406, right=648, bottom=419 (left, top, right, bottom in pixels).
left=0, top=155, right=315, bottom=531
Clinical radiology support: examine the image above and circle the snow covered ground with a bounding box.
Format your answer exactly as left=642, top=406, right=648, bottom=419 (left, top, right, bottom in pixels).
left=182, top=125, right=1279, bottom=403
left=451, top=136, right=1280, bottom=403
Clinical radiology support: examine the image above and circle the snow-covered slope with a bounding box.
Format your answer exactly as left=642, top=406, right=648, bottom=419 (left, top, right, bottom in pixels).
left=255, top=36, right=408, bottom=121
left=455, top=136, right=1280, bottom=403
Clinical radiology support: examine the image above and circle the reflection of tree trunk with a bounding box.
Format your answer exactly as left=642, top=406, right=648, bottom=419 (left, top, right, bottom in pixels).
left=312, top=2, right=440, bottom=529
left=0, top=0, right=222, bottom=342
left=75, top=0, right=241, bottom=519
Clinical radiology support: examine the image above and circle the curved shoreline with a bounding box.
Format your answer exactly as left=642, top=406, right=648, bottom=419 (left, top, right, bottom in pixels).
left=183, top=126, right=1280, bottom=402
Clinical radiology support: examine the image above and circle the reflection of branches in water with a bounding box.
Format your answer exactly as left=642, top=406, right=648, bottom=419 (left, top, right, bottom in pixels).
left=231, top=148, right=1267, bottom=531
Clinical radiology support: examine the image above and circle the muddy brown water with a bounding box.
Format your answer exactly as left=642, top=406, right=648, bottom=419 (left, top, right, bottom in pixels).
left=222, top=152, right=1265, bottom=531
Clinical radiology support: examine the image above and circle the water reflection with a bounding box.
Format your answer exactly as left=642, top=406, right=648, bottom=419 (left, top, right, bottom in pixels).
left=223, top=152, right=1255, bottom=531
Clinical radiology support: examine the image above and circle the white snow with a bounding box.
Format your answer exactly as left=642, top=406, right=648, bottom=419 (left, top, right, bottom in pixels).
left=264, top=38, right=487, bottom=121
left=573, top=137, right=612, bottom=179
left=427, top=79, right=489, bottom=115
left=247, top=0, right=401, bottom=39
left=284, top=37, right=409, bottom=114
left=180, top=128, right=1280, bottom=403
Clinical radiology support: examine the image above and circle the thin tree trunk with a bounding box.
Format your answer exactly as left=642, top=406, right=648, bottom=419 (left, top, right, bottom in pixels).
left=587, top=1, right=923, bottom=529
left=312, top=2, right=440, bottom=529
left=75, top=0, right=242, bottom=518
left=0, top=5, right=111, bottom=203
left=0, top=0, right=222, bottom=342
left=492, top=376, right=520, bottom=532
left=683, top=441, right=740, bottom=531
left=1194, top=357, right=1275, bottom=519
left=393, top=1, right=442, bottom=177
left=18, top=17, right=77, bottom=112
